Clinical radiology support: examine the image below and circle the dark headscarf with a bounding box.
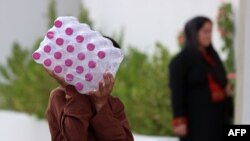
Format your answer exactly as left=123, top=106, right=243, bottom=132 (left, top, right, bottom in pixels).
left=183, top=16, right=228, bottom=87
left=184, top=16, right=212, bottom=50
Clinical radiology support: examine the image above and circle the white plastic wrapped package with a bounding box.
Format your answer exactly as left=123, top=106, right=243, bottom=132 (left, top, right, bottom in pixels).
left=32, top=16, right=124, bottom=94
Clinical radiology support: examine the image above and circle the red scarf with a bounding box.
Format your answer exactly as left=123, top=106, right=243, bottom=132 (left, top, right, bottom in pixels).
left=201, top=51, right=225, bottom=102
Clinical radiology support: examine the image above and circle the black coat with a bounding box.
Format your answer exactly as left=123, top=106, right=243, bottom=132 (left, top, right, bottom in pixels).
left=169, top=48, right=232, bottom=141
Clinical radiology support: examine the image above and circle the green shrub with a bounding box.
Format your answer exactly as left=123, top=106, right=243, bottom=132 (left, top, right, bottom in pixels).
left=0, top=40, right=57, bottom=118
left=0, top=41, right=174, bottom=135
left=113, top=43, right=173, bottom=135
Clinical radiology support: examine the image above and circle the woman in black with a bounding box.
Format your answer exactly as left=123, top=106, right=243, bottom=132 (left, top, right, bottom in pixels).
left=169, top=17, right=232, bottom=141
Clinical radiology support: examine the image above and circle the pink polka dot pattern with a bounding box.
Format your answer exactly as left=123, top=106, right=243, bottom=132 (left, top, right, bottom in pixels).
left=65, top=27, right=73, bottom=35
left=54, top=20, right=62, bottom=28
left=67, top=45, right=74, bottom=53
left=47, top=31, right=54, bottom=39
left=75, top=82, right=84, bottom=90
left=32, top=16, right=124, bottom=94
left=87, top=43, right=95, bottom=51
left=88, top=61, right=96, bottom=69
left=76, top=66, right=84, bottom=74
left=54, top=66, right=62, bottom=73
left=97, top=51, right=106, bottom=59
left=65, top=59, right=73, bottom=67
left=44, top=59, right=52, bottom=67
left=66, top=73, right=74, bottom=81
left=32, top=52, right=41, bottom=60
left=76, top=35, right=84, bottom=43
left=85, top=73, right=93, bottom=82
left=56, top=38, right=64, bottom=46
left=54, top=52, right=62, bottom=59
left=77, top=53, right=85, bottom=60
left=44, top=45, right=51, bottom=53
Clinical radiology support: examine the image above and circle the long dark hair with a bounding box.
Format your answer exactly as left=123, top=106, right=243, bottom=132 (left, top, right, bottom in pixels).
left=184, top=16, right=212, bottom=50
left=184, top=16, right=228, bottom=87
left=104, top=36, right=120, bottom=49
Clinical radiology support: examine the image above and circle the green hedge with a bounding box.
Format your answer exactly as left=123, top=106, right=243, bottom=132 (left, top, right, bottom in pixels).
left=0, top=41, right=173, bottom=136
left=113, top=43, right=173, bottom=135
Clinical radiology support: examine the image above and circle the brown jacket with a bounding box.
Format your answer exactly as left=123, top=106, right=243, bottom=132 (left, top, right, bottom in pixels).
left=46, top=86, right=134, bottom=141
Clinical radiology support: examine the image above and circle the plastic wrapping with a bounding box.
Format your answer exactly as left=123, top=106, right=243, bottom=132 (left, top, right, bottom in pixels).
left=32, top=16, right=124, bottom=94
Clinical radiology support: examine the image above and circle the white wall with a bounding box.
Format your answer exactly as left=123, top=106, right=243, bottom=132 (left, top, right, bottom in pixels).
left=241, top=0, right=250, bottom=124
left=83, top=0, right=238, bottom=56
left=0, top=0, right=81, bottom=64
left=0, top=0, right=239, bottom=65
left=0, top=110, right=178, bottom=141
left=0, top=110, right=50, bottom=141
left=235, top=0, right=250, bottom=124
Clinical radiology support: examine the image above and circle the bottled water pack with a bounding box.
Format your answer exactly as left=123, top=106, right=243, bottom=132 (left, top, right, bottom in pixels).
left=32, top=16, right=124, bottom=94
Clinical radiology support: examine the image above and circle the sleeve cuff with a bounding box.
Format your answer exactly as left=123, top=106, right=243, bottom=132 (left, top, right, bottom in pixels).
left=172, top=117, right=187, bottom=127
